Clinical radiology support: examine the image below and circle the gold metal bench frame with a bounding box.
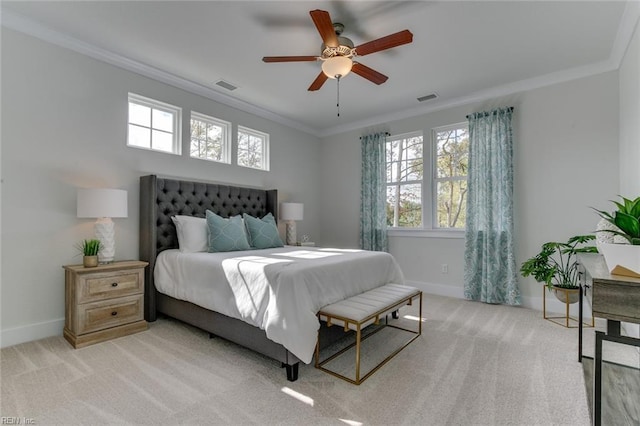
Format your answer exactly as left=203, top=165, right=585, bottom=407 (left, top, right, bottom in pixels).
left=315, top=290, right=422, bottom=385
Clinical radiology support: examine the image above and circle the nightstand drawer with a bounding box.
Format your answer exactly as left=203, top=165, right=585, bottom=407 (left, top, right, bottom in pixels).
left=77, top=294, right=144, bottom=334
left=77, top=269, right=143, bottom=304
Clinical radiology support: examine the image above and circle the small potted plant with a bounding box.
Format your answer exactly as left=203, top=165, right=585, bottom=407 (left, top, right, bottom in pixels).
left=520, top=235, right=597, bottom=303
left=77, top=239, right=101, bottom=267
left=594, top=195, right=640, bottom=276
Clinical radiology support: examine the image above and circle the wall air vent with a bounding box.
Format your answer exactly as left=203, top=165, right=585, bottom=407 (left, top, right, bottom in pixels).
left=417, top=93, right=438, bottom=102
left=215, top=80, right=238, bottom=91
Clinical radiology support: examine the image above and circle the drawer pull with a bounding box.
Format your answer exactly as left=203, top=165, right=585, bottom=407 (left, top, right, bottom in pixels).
left=111, top=282, right=118, bottom=287
left=111, top=311, right=118, bottom=316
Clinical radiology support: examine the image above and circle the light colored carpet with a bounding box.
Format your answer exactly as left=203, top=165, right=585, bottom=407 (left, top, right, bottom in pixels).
left=1, top=295, right=592, bottom=425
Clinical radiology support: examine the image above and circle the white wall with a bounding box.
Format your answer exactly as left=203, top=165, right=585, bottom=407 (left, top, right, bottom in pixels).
left=319, top=72, right=620, bottom=310
left=0, top=29, right=321, bottom=346
left=619, top=18, right=640, bottom=197
left=618, top=17, right=640, bottom=341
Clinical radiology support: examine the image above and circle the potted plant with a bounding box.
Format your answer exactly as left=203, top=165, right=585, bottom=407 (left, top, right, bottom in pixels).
left=77, top=239, right=101, bottom=267
left=594, top=195, right=640, bottom=276
left=520, top=235, right=597, bottom=303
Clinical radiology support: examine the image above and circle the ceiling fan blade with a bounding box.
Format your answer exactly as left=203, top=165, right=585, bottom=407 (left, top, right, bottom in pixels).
left=308, top=72, right=328, bottom=91
left=351, top=63, right=388, bottom=85
left=310, top=9, right=339, bottom=47
left=354, top=29, right=413, bottom=56
left=262, top=56, right=318, bottom=63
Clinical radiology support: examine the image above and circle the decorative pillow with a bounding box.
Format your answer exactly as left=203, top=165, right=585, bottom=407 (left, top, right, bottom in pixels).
left=243, top=213, right=284, bottom=249
left=205, top=210, right=251, bottom=252
left=171, top=215, right=208, bottom=253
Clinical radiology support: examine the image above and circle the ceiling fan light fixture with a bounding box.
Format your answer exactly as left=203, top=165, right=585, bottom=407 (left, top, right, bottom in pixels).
left=322, top=56, right=353, bottom=79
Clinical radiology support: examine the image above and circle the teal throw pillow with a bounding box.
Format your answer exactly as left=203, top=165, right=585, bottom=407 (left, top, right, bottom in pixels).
left=206, top=210, right=251, bottom=252
left=243, top=213, right=284, bottom=249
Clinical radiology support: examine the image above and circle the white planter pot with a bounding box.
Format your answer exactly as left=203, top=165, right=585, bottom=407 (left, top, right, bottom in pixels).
left=596, top=242, right=640, bottom=277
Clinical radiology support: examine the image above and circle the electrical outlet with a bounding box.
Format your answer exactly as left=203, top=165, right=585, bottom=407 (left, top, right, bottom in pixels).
left=441, top=264, right=448, bottom=274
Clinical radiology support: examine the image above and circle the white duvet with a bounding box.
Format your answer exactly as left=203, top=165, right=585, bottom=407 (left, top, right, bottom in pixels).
left=154, top=246, right=404, bottom=363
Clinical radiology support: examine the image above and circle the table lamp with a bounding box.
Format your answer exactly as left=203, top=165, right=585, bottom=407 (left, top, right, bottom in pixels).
left=280, top=202, right=304, bottom=245
left=77, top=188, right=128, bottom=263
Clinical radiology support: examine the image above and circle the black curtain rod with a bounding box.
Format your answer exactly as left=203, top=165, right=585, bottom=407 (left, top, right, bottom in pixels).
left=466, top=106, right=514, bottom=119
left=359, top=132, right=391, bottom=140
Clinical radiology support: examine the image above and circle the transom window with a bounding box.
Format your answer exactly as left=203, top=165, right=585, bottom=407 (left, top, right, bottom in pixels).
left=433, top=123, right=469, bottom=229
left=386, top=132, right=424, bottom=227
left=237, top=126, right=269, bottom=171
left=190, top=112, right=231, bottom=163
left=127, top=93, right=181, bottom=154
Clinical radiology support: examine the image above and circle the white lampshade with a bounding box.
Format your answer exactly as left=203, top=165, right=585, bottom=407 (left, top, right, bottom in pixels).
left=322, top=56, right=352, bottom=79
left=77, top=189, right=128, bottom=218
left=280, top=202, right=304, bottom=221
left=77, top=188, right=128, bottom=263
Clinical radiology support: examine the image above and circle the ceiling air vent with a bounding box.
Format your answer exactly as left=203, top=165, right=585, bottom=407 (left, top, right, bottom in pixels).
left=417, top=93, right=438, bottom=102
left=215, top=80, right=238, bottom=91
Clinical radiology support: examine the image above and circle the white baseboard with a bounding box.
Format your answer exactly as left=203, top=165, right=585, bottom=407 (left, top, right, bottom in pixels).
left=0, top=285, right=631, bottom=349
left=0, top=318, right=64, bottom=348
left=404, top=280, right=465, bottom=299
left=404, top=280, right=593, bottom=319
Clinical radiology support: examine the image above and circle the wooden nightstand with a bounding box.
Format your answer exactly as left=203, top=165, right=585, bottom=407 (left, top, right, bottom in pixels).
left=63, top=260, right=148, bottom=348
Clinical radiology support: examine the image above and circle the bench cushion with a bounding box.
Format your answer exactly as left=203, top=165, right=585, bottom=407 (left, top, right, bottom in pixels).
left=318, top=283, right=420, bottom=330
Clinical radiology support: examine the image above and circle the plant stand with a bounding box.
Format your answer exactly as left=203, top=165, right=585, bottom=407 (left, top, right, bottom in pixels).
left=543, top=285, right=594, bottom=328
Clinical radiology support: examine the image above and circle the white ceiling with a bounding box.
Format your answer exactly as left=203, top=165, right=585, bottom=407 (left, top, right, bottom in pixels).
left=1, top=1, right=636, bottom=137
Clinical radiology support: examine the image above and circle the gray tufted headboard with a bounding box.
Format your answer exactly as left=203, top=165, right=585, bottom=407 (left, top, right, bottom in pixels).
left=139, top=175, right=277, bottom=320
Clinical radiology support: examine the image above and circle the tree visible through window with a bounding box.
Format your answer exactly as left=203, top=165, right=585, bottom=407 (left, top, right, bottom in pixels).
left=386, top=132, right=424, bottom=227
left=237, top=126, right=269, bottom=170
left=385, top=125, right=468, bottom=231
left=434, top=124, right=469, bottom=229
left=190, top=112, right=230, bottom=163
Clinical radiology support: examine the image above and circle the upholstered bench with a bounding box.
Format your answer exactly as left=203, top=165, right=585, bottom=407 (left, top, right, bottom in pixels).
left=315, top=283, right=422, bottom=384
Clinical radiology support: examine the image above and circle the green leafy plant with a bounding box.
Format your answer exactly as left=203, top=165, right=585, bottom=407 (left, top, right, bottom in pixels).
left=520, top=235, right=598, bottom=290
left=77, top=239, right=101, bottom=256
left=594, top=195, right=640, bottom=245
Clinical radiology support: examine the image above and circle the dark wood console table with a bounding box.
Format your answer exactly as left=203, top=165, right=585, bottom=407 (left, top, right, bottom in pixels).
left=577, top=254, right=640, bottom=426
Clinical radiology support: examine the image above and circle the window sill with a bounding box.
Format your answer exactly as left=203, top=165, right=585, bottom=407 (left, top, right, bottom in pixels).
left=387, top=228, right=465, bottom=239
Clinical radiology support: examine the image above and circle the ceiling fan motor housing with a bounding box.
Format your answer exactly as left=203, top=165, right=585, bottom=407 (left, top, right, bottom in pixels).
left=322, top=40, right=354, bottom=58
left=322, top=22, right=353, bottom=58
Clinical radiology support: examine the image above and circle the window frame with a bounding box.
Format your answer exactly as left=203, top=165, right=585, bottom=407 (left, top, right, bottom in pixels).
left=431, top=122, right=469, bottom=232
left=386, top=123, right=468, bottom=239
left=189, top=111, right=231, bottom=164
left=385, top=131, right=425, bottom=229
left=127, top=93, right=182, bottom=155
left=237, top=125, right=270, bottom=171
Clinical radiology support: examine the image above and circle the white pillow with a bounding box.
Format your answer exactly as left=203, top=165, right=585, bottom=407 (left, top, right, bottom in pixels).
left=171, top=215, right=208, bottom=252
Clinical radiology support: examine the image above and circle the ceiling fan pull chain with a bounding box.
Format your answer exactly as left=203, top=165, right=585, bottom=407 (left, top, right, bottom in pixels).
left=336, top=75, right=341, bottom=117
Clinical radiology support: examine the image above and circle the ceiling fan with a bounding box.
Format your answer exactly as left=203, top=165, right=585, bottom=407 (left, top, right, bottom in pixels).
left=262, top=9, right=413, bottom=91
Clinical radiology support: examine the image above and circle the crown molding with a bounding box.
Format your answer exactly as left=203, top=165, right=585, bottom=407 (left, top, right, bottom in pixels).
left=317, top=57, right=618, bottom=138
left=0, top=10, right=319, bottom=137
left=3, top=3, right=638, bottom=140
left=610, top=0, right=640, bottom=68
left=319, top=1, right=640, bottom=138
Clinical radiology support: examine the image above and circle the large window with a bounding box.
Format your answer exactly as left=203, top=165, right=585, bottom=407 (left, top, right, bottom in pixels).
left=190, top=112, right=231, bottom=163
left=385, top=124, right=468, bottom=232
left=386, top=132, right=424, bottom=227
left=127, top=93, right=181, bottom=154
left=433, top=123, right=469, bottom=229
left=237, top=126, right=269, bottom=170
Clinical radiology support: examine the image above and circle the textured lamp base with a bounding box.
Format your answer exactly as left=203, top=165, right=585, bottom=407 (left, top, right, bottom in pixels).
left=285, top=221, right=297, bottom=245
left=95, top=217, right=116, bottom=263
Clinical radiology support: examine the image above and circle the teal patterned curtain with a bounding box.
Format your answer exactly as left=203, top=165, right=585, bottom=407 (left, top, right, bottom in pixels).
left=360, top=132, right=388, bottom=252
left=464, top=107, right=521, bottom=305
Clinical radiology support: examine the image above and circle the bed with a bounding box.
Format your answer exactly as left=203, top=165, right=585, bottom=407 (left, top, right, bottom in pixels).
left=139, top=175, right=404, bottom=381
